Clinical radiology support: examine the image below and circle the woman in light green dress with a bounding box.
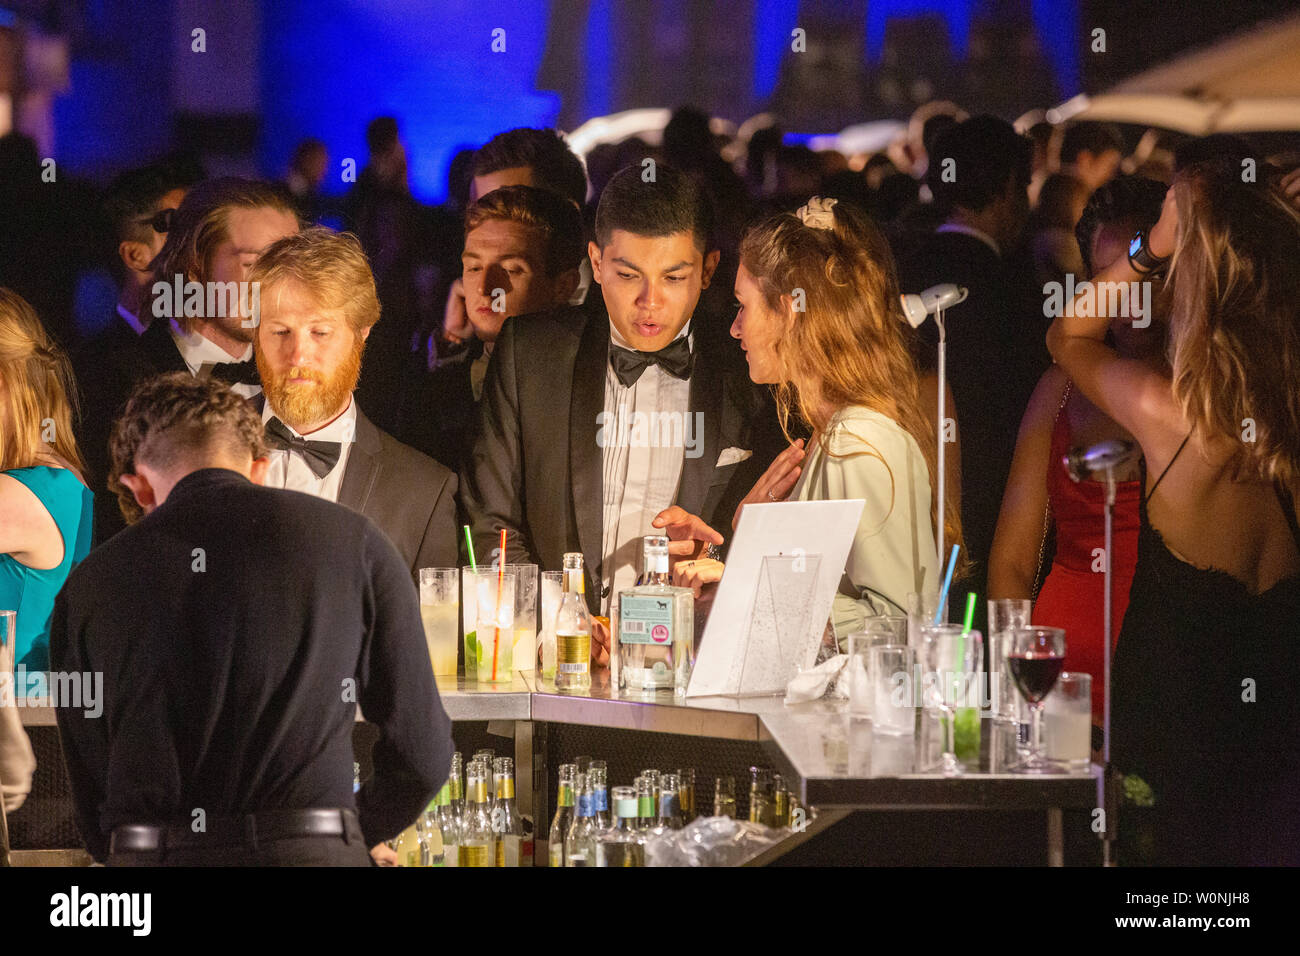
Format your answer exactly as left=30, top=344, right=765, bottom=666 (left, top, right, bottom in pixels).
left=675, top=198, right=960, bottom=647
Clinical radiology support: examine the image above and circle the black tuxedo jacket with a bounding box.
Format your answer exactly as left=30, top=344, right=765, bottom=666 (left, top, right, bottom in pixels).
left=335, top=404, right=460, bottom=578
left=461, top=305, right=779, bottom=612
left=73, top=318, right=189, bottom=544
left=50, top=468, right=452, bottom=859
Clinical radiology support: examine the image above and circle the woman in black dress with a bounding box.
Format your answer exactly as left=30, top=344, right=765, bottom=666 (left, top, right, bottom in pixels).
left=1046, top=158, right=1300, bottom=865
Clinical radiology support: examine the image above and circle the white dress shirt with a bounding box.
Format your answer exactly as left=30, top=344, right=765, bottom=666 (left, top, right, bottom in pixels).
left=261, top=397, right=357, bottom=503
left=599, top=322, right=692, bottom=614
left=168, top=319, right=262, bottom=400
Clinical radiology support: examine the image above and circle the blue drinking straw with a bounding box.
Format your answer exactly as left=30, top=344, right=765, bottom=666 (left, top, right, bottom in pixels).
left=932, top=544, right=960, bottom=625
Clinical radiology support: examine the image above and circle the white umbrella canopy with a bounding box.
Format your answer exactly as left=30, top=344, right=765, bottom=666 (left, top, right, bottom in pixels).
left=1045, top=13, right=1300, bottom=134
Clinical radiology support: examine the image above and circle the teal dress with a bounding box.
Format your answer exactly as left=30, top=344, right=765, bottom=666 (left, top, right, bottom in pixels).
left=0, top=467, right=94, bottom=688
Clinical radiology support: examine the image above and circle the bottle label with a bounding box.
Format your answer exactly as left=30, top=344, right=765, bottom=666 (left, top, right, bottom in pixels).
left=496, top=836, right=520, bottom=867
left=444, top=842, right=460, bottom=867
left=549, top=842, right=564, bottom=867
left=557, top=633, right=590, bottom=671
left=461, top=844, right=491, bottom=867
left=595, top=790, right=608, bottom=812
left=619, top=596, right=673, bottom=645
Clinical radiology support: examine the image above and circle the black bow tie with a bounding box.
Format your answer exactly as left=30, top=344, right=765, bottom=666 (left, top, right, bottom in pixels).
left=609, top=337, right=693, bottom=387
left=264, top=417, right=343, bottom=479
left=201, top=359, right=261, bottom=387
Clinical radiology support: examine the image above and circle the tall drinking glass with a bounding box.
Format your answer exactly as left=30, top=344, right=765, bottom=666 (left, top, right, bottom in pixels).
left=1044, top=672, right=1092, bottom=770
left=506, top=565, right=538, bottom=676
left=475, top=571, right=516, bottom=683
left=538, top=571, right=562, bottom=681
left=418, top=569, right=460, bottom=675
left=869, top=644, right=915, bottom=737
left=907, top=591, right=940, bottom=648
left=920, top=625, right=983, bottom=775
left=988, top=599, right=1033, bottom=728
left=846, top=619, right=907, bottom=721
left=1007, top=626, right=1067, bottom=773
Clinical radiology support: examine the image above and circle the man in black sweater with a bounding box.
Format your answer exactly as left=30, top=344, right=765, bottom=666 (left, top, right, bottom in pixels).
left=50, top=373, right=451, bottom=866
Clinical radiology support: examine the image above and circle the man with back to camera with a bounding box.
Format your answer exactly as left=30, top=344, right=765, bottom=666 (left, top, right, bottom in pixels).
left=50, top=373, right=451, bottom=865
left=249, top=227, right=459, bottom=577
left=461, top=163, right=780, bottom=658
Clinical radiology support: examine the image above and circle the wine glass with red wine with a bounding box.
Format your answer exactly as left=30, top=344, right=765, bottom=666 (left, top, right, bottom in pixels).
left=1007, top=626, right=1067, bottom=773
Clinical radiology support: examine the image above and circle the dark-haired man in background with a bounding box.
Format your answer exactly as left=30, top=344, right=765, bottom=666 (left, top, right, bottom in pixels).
left=461, top=163, right=777, bottom=658
left=52, top=373, right=450, bottom=865
left=896, top=115, right=1039, bottom=632
left=399, top=184, right=585, bottom=470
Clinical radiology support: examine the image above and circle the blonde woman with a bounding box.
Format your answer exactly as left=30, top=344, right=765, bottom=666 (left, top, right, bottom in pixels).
left=1047, top=161, right=1300, bottom=864
left=0, top=289, right=93, bottom=676
left=719, top=197, right=959, bottom=642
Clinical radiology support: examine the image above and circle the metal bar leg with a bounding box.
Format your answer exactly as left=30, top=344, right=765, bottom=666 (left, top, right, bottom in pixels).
left=1047, top=807, right=1064, bottom=866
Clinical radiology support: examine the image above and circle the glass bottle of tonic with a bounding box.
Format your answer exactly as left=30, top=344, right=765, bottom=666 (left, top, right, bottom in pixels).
left=714, top=775, right=737, bottom=818
left=676, top=768, right=696, bottom=823
left=436, top=782, right=462, bottom=868
left=416, top=793, right=443, bottom=866
left=565, top=772, right=594, bottom=866
left=634, top=775, right=655, bottom=830
left=548, top=763, right=577, bottom=866
left=588, top=761, right=610, bottom=829
left=493, top=757, right=525, bottom=866
left=554, top=554, right=593, bottom=691
left=656, top=772, right=684, bottom=831
left=460, top=759, right=495, bottom=866
left=595, top=786, right=645, bottom=867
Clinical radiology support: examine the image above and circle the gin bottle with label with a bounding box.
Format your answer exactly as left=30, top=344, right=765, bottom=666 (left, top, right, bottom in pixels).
left=548, top=763, right=577, bottom=866
left=595, top=786, right=645, bottom=867
left=617, top=536, right=694, bottom=695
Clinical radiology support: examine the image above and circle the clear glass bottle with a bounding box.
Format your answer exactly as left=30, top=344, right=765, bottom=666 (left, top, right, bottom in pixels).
left=416, top=793, right=443, bottom=866
left=618, top=536, right=695, bottom=695
left=565, top=772, right=595, bottom=867
left=460, top=759, right=495, bottom=866
left=449, top=752, right=465, bottom=819
left=548, top=763, right=577, bottom=866
left=772, top=773, right=790, bottom=828
left=748, top=767, right=774, bottom=826
left=492, top=757, right=525, bottom=866
left=595, top=786, right=645, bottom=867
left=587, top=762, right=610, bottom=829
left=714, top=775, right=737, bottom=818
left=554, top=554, right=592, bottom=691
left=436, top=782, right=462, bottom=867
left=477, top=749, right=497, bottom=808
left=676, top=768, right=696, bottom=823
left=655, top=772, right=684, bottom=831
left=634, top=775, right=655, bottom=830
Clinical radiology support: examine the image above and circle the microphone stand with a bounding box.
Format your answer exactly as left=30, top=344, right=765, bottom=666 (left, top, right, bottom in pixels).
left=935, top=304, right=947, bottom=569
left=1099, top=463, right=1119, bottom=867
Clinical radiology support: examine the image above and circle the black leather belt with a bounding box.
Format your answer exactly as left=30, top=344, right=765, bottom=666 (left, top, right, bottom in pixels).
left=109, top=808, right=359, bottom=854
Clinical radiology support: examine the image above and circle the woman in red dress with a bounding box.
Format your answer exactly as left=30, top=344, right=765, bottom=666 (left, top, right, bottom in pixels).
left=989, top=176, right=1167, bottom=722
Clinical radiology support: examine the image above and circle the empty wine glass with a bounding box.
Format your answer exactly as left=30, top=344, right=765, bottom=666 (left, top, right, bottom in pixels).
left=1007, top=626, right=1067, bottom=773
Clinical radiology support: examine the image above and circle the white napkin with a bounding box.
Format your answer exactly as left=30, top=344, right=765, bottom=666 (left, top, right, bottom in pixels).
left=714, top=447, right=752, bottom=468
left=784, top=654, right=850, bottom=704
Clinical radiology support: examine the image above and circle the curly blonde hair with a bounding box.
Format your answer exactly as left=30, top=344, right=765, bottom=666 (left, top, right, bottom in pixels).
left=1166, top=166, right=1300, bottom=482
left=738, top=200, right=962, bottom=565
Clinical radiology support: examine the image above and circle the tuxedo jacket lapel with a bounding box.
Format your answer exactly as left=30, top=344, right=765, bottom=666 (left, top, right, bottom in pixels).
left=338, top=405, right=383, bottom=511
left=140, top=320, right=188, bottom=374
left=569, top=316, right=609, bottom=584
left=675, top=345, right=724, bottom=515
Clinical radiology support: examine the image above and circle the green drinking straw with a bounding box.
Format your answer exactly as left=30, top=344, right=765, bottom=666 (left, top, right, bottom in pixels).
left=463, top=525, right=477, bottom=571
left=961, top=591, right=977, bottom=634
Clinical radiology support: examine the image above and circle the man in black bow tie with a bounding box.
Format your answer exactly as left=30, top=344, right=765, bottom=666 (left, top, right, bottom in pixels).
left=251, top=228, right=458, bottom=578
left=77, top=178, right=301, bottom=545
left=462, top=164, right=780, bottom=659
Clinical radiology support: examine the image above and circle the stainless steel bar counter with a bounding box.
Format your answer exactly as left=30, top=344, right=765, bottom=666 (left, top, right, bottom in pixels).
left=15, top=672, right=1099, bottom=865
